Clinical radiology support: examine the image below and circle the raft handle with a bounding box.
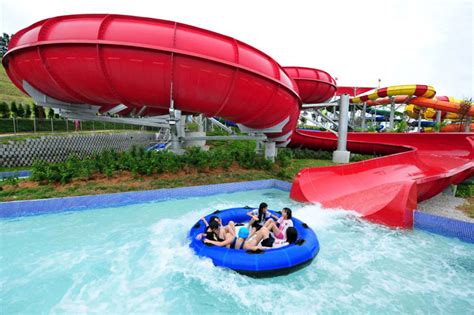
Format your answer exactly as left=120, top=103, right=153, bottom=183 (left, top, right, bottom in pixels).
left=213, top=210, right=221, bottom=214
left=302, top=223, right=309, bottom=229
left=295, top=239, right=305, bottom=246
left=193, top=222, right=200, bottom=229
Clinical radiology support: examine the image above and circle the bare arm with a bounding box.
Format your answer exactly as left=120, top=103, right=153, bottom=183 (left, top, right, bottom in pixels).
left=196, top=232, right=206, bottom=240
left=200, top=217, right=209, bottom=227
left=204, top=234, right=233, bottom=247
left=247, top=211, right=258, bottom=221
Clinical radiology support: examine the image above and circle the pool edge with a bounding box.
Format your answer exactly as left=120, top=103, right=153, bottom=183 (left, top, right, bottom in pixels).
left=0, top=179, right=291, bottom=218
left=413, top=210, right=474, bottom=244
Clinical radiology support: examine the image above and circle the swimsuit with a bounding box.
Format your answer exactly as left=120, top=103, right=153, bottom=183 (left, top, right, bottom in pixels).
left=230, top=237, right=245, bottom=249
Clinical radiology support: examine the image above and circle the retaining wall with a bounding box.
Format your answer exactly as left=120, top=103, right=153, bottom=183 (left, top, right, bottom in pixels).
left=0, top=132, right=154, bottom=167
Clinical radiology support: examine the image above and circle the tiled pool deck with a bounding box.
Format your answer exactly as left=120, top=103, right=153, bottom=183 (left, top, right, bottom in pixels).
left=0, top=179, right=472, bottom=243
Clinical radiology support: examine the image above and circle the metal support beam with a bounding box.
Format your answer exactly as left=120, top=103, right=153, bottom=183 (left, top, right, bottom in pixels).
left=65, top=112, right=170, bottom=128
left=361, top=102, right=367, bottom=131
left=23, top=81, right=100, bottom=114
left=389, top=98, right=395, bottom=131
left=301, top=102, right=338, bottom=108
left=302, top=114, right=338, bottom=136
left=208, top=118, right=234, bottom=134
left=350, top=104, right=356, bottom=125
left=168, top=107, right=184, bottom=154
left=196, top=115, right=204, bottom=132
left=237, top=116, right=289, bottom=133
left=332, top=94, right=350, bottom=164
left=466, top=116, right=472, bottom=132
left=183, top=135, right=266, bottom=141
left=264, top=141, right=276, bottom=162
left=107, top=104, right=127, bottom=115
left=417, top=111, right=422, bottom=131
left=315, top=109, right=338, bottom=129
left=435, top=111, right=442, bottom=133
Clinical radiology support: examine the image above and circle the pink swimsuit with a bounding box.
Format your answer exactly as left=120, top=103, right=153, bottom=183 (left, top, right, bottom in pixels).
left=275, top=217, right=291, bottom=239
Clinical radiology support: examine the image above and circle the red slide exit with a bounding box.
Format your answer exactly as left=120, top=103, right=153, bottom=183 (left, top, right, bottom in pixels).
left=290, top=130, right=473, bottom=228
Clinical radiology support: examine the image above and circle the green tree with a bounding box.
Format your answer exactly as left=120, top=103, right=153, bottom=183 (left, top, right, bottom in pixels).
left=394, top=120, right=408, bottom=133
left=47, top=107, right=55, bottom=119
left=32, top=103, right=39, bottom=118
left=10, top=101, right=18, bottom=117
left=0, top=101, right=9, bottom=118
left=24, top=104, right=32, bottom=118
left=17, top=103, right=25, bottom=118
left=0, top=33, right=11, bottom=58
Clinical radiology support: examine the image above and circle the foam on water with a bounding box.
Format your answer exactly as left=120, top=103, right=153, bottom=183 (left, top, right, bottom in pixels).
left=1, top=189, right=473, bottom=314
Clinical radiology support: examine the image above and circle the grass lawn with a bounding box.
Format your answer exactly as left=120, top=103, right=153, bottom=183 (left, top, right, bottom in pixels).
left=0, top=67, right=33, bottom=104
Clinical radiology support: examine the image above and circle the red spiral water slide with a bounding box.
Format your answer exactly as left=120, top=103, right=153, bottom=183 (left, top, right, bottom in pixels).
left=2, top=14, right=304, bottom=140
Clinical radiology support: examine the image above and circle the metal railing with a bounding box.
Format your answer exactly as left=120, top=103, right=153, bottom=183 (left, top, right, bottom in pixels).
left=0, top=118, right=160, bottom=134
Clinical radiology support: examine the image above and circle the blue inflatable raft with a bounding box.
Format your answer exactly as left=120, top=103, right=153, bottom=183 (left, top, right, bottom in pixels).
left=189, top=207, right=320, bottom=277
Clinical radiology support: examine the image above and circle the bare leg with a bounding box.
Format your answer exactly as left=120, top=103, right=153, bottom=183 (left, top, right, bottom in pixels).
left=247, top=227, right=270, bottom=247
left=223, top=232, right=234, bottom=248
left=266, top=220, right=280, bottom=235
left=226, top=221, right=236, bottom=236
left=247, top=226, right=258, bottom=239
left=263, top=218, right=275, bottom=228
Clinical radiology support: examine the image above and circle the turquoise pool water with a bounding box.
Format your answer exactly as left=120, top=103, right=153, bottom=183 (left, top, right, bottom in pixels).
left=1, top=189, right=473, bottom=313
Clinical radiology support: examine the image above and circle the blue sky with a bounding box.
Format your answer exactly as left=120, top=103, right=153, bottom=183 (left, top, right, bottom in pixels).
left=1, top=0, right=472, bottom=98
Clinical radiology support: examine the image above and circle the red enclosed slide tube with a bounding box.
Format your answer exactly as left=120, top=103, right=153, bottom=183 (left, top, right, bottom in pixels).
left=283, top=67, right=337, bottom=104
left=2, top=14, right=301, bottom=140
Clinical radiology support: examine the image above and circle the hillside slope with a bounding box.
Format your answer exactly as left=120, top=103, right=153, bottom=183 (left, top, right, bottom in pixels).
left=0, top=66, right=32, bottom=104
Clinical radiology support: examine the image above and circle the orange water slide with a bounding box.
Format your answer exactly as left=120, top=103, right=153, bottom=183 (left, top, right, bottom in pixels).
left=411, top=97, right=474, bottom=116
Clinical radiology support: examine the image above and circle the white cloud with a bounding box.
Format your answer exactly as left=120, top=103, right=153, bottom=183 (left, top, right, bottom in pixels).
left=1, top=0, right=472, bottom=97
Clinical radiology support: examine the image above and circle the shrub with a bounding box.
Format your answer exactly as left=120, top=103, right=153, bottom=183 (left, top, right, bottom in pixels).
left=183, top=147, right=209, bottom=172
left=31, top=160, right=49, bottom=184
left=3, top=175, right=19, bottom=187
left=276, top=148, right=293, bottom=168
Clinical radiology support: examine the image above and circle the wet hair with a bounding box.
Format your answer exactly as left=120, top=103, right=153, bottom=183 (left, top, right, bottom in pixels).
left=258, top=202, right=268, bottom=223
left=282, top=207, right=292, bottom=220
left=209, top=220, right=219, bottom=231
left=286, top=227, right=297, bottom=244
left=209, top=216, right=220, bottom=224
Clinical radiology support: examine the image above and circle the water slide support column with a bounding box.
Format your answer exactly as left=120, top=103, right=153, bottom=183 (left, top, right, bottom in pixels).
left=168, top=95, right=185, bottom=154
left=466, top=116, right=472, bottom=132
left=196, top=114, right=204, bottom=132
left=389, top=98, right=395, bottom=131
left=264, top=140, right=276, bottom=162
left=435, top=111, right=442, bottom=133
left=361, top=102, right=367, bottom=131
left=417, top=111, right=422, bottom=131
left=332, top=94, right=350, bottom=164
left=350, top=104, right=356, bottom=125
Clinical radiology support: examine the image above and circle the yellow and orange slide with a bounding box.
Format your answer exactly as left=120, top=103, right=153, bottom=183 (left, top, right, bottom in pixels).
left=350, top=84, right=473, bottom=132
